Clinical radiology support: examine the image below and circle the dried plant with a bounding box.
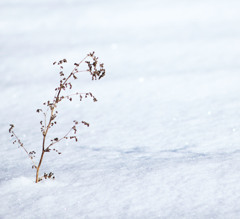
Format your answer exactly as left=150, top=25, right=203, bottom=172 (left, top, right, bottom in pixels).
left=9, top=52, right=105, bottom=183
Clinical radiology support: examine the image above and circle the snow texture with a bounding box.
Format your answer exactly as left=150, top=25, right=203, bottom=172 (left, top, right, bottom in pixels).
left=1, top=0, right=240, bottom=218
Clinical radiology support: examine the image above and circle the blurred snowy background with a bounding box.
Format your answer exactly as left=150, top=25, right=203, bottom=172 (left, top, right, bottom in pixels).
left=1, top=0, right=240, bottom=218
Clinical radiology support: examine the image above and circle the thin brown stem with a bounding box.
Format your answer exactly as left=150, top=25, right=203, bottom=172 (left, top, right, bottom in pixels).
left=35, top=136, right=46, bottom=183
left=46, top=127, right=74, bottom=150
left=11, top=131, right=37, bottom=168
left=74, top=70, right=88, bottom=74
left=35, top=107, right=54, bottom=183
left=55, top=55, right=89, bottom=103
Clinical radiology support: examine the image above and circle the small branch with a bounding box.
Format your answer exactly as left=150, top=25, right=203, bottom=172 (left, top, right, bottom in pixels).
left=54, top=55, right=89, bottom=104
left=74, top=70, right=88, bottom=74
left=10, top=128, right=37, bottom=168
left=43, top=107, right=50, bottom=130
left=45, top=127, right=74, bottom=150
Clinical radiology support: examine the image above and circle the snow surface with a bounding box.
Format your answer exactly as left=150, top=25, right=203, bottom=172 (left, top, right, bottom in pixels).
left=1, top=0, right=240, bottom=218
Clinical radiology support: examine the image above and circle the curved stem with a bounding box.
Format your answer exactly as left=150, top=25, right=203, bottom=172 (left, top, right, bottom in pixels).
left=35, top=136, right=46, bottom=183
left=35, top=108, right=54, bottom=183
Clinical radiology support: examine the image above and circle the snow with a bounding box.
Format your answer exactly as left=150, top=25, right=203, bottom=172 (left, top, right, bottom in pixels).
left=1, top=0, right=240, bottom=218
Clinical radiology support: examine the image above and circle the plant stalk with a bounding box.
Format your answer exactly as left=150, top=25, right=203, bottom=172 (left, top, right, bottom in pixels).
left=35, top=108, right=54, bottom=183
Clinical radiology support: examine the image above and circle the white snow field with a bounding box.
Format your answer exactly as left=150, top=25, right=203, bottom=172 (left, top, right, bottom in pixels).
left=1, top=0, right=240, bottom=218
